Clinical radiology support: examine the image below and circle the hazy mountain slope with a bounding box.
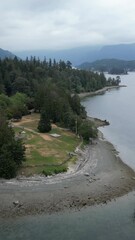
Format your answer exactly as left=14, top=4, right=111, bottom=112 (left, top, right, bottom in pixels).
left=0, top=48, right=16, bottom=59
left=98, top=44, right=135, bottom=60
left=13, top=43, right=135, bottom=66
left=14, top=46, right=100, bottom=66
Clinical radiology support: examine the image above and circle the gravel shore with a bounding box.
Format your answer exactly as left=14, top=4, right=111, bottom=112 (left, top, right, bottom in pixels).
left=79, top=85, right=126, bottom=99
left=0, top=133, right=135, bottom=218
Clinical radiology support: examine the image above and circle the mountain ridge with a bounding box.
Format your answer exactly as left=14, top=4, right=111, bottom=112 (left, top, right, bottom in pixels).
left=14, top=43, right=135, bottom=65
left=0, top=48, right=16, bottom=59
left=2, top=43, right=135, bottom=65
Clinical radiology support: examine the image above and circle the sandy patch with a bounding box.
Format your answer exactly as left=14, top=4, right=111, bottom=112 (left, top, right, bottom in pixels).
left=39, top=133, right=52, bottom=141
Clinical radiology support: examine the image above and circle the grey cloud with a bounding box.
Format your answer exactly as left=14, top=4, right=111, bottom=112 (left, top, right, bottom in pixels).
left=1, top=0, right=135, bottom=50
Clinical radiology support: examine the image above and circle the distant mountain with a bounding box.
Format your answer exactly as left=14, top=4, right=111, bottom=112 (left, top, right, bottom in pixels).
left=98, top=43, right=135, bottom=61
left=78, top=59, right=135, bottom=72
left=13, top=46, right=100, bottom=66
left=13, top=43, right=135, bottom=66
left=0, top=48, right=16, bottom=59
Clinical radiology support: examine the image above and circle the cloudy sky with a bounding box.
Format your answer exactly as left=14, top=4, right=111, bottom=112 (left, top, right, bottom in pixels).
left=1, top=0, right=135, bottom=51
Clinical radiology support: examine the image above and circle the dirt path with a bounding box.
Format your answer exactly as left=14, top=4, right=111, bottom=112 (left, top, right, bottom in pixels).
left=14, top=122, right=52, bottom=141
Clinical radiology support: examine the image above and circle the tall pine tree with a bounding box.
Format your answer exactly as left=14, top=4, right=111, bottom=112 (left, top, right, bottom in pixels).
left=0, top=113, right=25, bottom=178
left=38, top=109, right=52, bottom=133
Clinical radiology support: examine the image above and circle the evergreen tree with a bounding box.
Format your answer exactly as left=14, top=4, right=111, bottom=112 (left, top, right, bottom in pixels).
left=38, top=109, right=52, bottom=133
left=0, top=113, right=25, bottom=179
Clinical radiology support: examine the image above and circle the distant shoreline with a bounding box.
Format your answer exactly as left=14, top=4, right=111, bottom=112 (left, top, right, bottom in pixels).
left=79, top=85, right=126, bottom=99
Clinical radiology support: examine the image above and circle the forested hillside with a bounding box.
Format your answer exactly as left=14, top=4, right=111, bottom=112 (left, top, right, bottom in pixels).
left=78, top=59, right=135, bottom=73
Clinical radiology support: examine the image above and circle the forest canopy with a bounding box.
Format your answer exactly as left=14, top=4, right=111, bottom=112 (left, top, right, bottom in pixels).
left=0, top=57, right=119, bottom=97
left=0, top=57, right=119, bottom=135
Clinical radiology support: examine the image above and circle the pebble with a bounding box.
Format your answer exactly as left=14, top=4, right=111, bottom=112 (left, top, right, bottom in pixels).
left=13, top=201, right=19, bottom=206
left=84, top=173, right=90, bottom=177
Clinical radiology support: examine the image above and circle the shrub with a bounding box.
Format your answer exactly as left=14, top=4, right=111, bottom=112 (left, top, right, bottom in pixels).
left=78, top=120, right=98, bottom=142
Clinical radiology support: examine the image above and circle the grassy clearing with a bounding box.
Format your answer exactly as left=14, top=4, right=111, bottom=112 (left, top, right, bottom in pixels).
left=14, top=114, right=81, bottom=176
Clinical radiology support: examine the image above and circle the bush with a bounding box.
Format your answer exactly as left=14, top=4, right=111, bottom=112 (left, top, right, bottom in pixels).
left=78, top=120, right=98, bottom=142
left=42, top=165, right=67, bottom=176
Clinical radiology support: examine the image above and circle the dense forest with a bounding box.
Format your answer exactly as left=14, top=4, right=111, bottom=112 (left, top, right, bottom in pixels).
left=0, top=57, right=120, bottom=127
left=0, top=57, right=119, bottom=178
left=0, top=57, right=110, bottom=95
left=0, top=56, right=121, bottom=135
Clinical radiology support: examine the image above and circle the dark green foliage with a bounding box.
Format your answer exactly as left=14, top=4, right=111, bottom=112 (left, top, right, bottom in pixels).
left=0, top=154, right=17, bottom=179
left=0, top=57, right=108, bottom=135
left=61, top=111, right=77, bottom=131
left=116, top=76, right=121, bottom=85
left=0, top=92, right=28, bottom=119
left=42, top=165, right=67, bottom=176
left=78, top=120, right=98, bottom=142
left=71, top=94, right=86, bottom=118
left=0, top=57, right=111, bottom=98
left=38, top=110, right=52, bottom=133
left=109, top=67, right=127, bottom=75
left=0, top=114, right=25, bottom=179
left=107, top=76, right=121, bottom=86
left=9, top=139, right=26, bottom=166
left=12, top=77, right=30, bottom=95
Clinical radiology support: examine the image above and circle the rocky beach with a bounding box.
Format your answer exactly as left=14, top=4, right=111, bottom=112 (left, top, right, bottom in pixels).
left=0, top=131, right=135, bottom=218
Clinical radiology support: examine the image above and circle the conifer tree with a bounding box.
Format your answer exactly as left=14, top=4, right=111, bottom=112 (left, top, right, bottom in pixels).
left=0, top=113, right=25, bottom=179
left=38, top=109, right=52, bottom=133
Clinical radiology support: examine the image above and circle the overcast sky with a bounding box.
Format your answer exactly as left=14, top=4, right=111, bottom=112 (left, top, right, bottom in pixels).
left=1, top=0, right=135, bottom=51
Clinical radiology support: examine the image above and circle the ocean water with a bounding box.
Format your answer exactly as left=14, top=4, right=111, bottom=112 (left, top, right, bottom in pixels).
left=0, top=191, right=135, bottom=240
left=1, top=72, right=135, bottom=240
left=82, top=72, right=135, bottom=170
left=0, top=193, right=135, bottom=240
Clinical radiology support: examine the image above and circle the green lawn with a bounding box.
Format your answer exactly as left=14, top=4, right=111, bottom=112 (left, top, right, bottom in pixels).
left=15, top=114, right=81, bottom=176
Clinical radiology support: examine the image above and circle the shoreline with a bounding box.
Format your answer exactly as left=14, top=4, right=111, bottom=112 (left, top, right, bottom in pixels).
left=0, top=131, right=135, bottom=218
left=79, top=85, right=126, bottom=99
left=87, top=116, right=110, bottom=127
left=0, top=84, right=134, bottom=219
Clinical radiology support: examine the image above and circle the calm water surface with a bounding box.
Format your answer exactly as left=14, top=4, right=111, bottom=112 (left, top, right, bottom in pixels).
left=1, top=72, right=135, bottom=240
left=82, top=72, right=135, bottom=170
left=0, top=192, right=135, bottom=240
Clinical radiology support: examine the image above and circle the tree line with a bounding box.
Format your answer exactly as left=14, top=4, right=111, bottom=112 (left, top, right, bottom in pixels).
left=0, top=57, right=118, bottom=120
left=0, top=57, right=109, bottom=96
